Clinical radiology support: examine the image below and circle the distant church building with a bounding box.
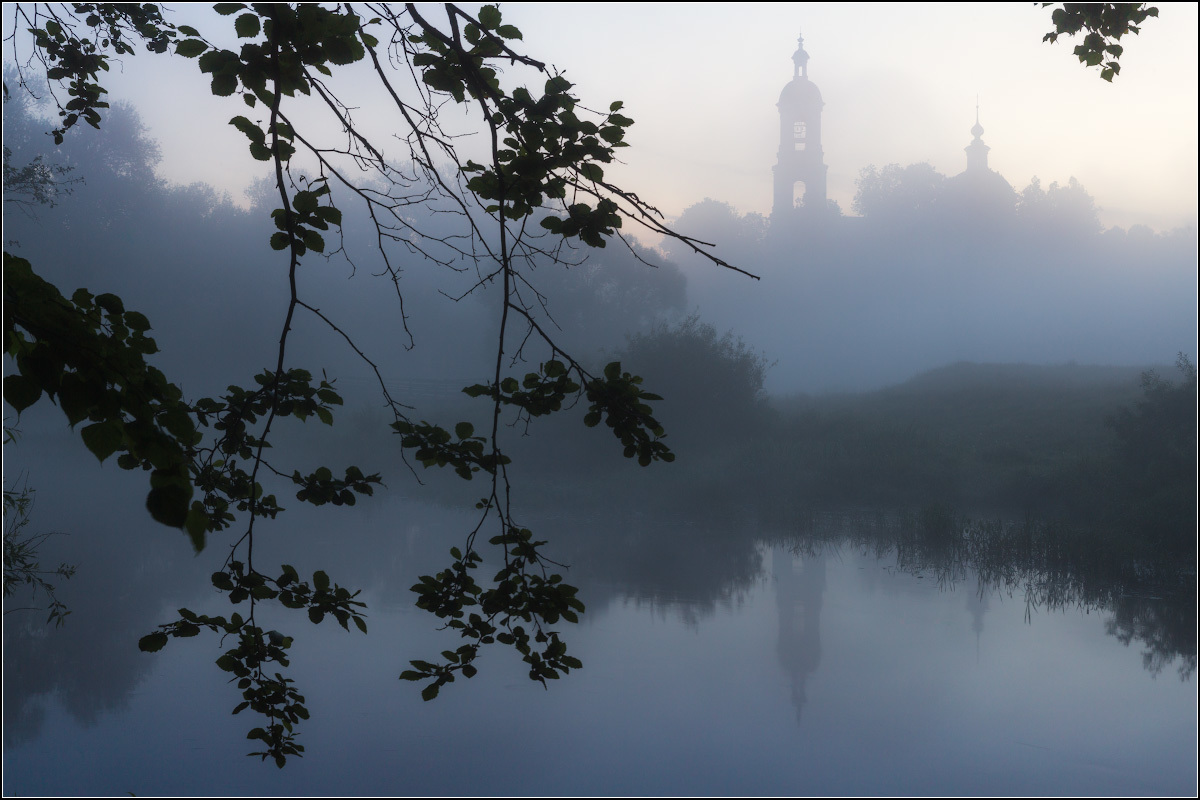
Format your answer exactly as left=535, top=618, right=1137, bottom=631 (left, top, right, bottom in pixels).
left=772, top=33, right=828, bottom=218
left=943, top=105, right=1017, bottom=217
left=770, top=35, right=1016, bottom=224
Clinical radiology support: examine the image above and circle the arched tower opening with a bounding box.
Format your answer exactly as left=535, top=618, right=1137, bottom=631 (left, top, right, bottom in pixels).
left=792, top=181, right=808, bottom=208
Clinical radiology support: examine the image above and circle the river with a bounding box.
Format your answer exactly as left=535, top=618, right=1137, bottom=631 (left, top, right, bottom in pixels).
left=3, top=464, right=1195, bottom=796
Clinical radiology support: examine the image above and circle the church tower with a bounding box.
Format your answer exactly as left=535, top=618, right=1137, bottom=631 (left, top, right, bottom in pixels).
left=944, top=102, right=1016, bottom=217
left=772, top=33, right=828, bottom=217
left=963, top=103, right=991, bottom=173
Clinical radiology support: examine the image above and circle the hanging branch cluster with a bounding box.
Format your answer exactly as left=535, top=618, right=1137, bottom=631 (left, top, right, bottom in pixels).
left=5, top=2, right=750, bottom=767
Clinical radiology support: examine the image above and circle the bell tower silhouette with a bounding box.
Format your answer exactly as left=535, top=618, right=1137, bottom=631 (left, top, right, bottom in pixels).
left=964, top=100, right=991, bottom=173
left=772, top=32, right=827, bottom=217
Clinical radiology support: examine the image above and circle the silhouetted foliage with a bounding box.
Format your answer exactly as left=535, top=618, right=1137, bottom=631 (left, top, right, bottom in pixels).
left=1016, top=175, right=1102, bottom=235
left=1103, top=354, right=1197, bottom=554
left=852, top=163, right=946, bottom=219
left=1042, top=2, right=1160, bottom=81
left=617, top=315, right=771, bottom=448
left=666, top=198, right=768, bottom=259
left=4, top=2, right=744, bottom=767
left=3, top=484, right=75, bottom=628
left=2, top=70, right=81, bottom=220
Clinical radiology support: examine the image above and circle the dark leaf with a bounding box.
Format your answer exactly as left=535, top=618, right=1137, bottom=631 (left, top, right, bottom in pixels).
left=3, top=375, right=43, bottom=413
left=234, top=12, right=260, bottom=38
left=81, top=421, right=123, bottom=463
left=478, top=5, right=501, bottom=30
left=138, top=632, right=169, bottom=652
left=146, top=484, right=192, bottom=530
left=175, top=39, right=208, bottom=58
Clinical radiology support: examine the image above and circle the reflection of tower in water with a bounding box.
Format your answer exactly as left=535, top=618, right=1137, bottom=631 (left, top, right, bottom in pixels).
left=966, top=574, right=990, bottom=664
left=772, top=546, right=827, bottom=723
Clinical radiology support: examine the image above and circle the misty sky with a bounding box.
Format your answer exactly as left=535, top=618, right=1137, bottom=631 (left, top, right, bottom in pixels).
left=10, top=2, right=1195, bottom=235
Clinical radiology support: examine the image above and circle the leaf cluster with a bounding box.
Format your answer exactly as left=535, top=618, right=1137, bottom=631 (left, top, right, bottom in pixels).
left=7, top=245, right=384, bottom=765
left=460, top=358, right=673, bottom=467
left=390, top=419, right=507, bottom=480
left=402, top=538, right=585, bottom=699
left=19, top=3, right=178, bottom=142
left=1041, top=2, right=1159, bottom=81
left=462, top=358, right=580, bottom=418
left=408, top=3, right=519, bottom=105
left=264, top=177, right=339, bottom=255
left=405, top=5, right=633, bottom=243
left=138, top=562, right=367, bottom=766
left=180, top=4, right=371, bottom=102
left=4, top=251, right=198, bottom=533
left=290, top=464, right=380, bottom=507
left=397, top=356, right=669, bottom=698
left=583, top=362, right=675, bottom=467
left=178, top=368, right=376, bottom=549
left=463, top=74, right=632, bottom=242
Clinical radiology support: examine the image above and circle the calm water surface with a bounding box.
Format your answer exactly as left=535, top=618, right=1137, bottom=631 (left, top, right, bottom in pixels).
left=3, top=471, right=1196, bottom=796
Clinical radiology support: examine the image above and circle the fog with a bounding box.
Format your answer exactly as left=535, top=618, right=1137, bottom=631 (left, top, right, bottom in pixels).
left=3, top=5, right=1197, bottom=796
left=5, top=78, right=1192, bottom=398
left=667, top=189, right=1195, bottom=393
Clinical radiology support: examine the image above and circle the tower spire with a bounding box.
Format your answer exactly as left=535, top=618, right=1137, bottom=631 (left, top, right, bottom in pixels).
left=792, top=32, right=810, bottom=78
left=965, top=99, right=989, bottom=172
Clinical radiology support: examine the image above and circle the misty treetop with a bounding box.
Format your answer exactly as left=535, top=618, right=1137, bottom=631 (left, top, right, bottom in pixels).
left=850, top=162, right=1103, bottom=235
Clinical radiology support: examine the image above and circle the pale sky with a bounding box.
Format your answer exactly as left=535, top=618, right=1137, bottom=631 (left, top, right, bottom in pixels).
left=8, top=2, right=1198, bottom=232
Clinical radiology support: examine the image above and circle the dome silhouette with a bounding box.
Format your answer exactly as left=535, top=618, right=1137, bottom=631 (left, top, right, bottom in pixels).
left=778, top=76, right=823, bottom=106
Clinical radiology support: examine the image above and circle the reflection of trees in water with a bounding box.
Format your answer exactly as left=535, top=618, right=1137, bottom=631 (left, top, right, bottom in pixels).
left=1105, top=594, right=1197, bottom=679
left=492, top=499, right=1194, bottom=681
left=2, top=433, right=199, bottom=744
left=966, top=516, right=1193, bottom=680
left=787, top=507, right=1196, bottom=680
left=542, top=510, right=766, bottom=626
left=3, top=530, right=192, bottom=745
